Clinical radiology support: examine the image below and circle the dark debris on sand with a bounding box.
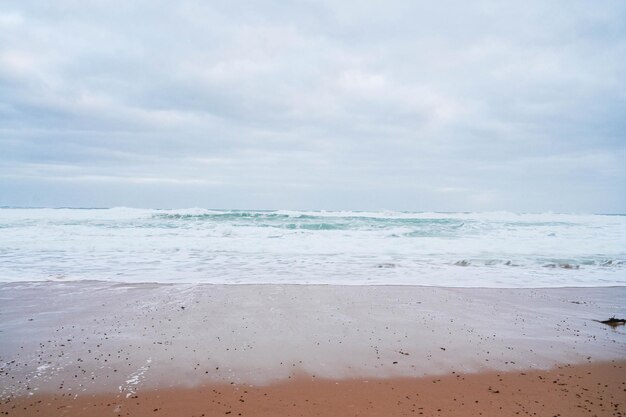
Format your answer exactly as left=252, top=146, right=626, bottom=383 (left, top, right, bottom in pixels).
left=598, top=317, right=626, bottom=327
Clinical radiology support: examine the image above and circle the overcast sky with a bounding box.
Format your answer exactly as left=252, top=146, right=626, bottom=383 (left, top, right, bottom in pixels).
left=1, top=1, right=625, bottom=212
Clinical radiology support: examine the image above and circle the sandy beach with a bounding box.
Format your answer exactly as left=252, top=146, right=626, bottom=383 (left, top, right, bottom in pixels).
left=3, top=0, right=626, bottom=412
left=1, top=282, right=625, bottom=416
left=3, top=361, right=624, bottom=416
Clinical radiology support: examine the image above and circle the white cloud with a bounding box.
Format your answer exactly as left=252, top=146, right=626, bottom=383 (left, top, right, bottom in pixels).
left=0, top=0, right=625, bottom=212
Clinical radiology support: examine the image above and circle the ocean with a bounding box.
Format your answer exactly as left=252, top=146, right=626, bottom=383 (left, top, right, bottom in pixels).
left=0, top=208, right=624, bottom=287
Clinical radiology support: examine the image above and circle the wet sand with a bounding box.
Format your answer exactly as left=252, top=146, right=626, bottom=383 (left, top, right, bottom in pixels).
left=1, top=282, right=625, bottom=415
left=2, top=361, right=625, bottom=416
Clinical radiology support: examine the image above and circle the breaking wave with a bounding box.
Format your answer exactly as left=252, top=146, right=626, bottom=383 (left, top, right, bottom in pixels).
left=0, top=208, right=624, bottom=288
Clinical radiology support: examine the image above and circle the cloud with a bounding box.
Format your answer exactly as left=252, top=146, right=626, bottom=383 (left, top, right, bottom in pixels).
left=0, top=0, right=625, bottom=212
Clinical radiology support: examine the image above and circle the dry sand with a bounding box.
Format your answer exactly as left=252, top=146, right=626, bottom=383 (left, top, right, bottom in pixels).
left=1, top=282, right=625, bottom=416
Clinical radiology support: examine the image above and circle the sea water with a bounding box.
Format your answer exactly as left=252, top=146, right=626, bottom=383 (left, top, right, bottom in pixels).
left=0, top=208, right=624, bottom=287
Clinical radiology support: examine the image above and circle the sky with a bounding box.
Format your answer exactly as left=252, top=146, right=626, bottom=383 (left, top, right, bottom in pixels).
left=1, top=1, right=625, bottom=212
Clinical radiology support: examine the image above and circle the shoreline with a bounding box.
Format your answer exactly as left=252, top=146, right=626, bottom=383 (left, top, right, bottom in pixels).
left=1, top=281, right=624, bottom=415
left=3, top=278, right=626, bottom=290
left=2, top=360, right=624, bottom=416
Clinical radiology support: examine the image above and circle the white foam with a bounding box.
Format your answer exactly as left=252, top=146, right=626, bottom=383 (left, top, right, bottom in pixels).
left=119, top=358, right=152, bottom=398
left=0, top=208, right=624, bottom=287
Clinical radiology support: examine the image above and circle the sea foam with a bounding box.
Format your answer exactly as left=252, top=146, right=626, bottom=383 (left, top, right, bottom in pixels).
left=0, top=208, right=624, bottom=288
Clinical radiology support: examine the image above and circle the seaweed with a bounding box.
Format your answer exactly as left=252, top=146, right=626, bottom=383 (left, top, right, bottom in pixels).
left=598, top=317, right=626, bottom=327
